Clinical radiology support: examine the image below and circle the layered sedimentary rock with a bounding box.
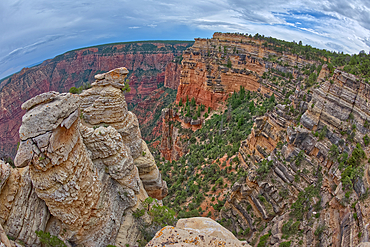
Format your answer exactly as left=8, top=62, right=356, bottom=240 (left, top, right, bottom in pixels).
left=301, top=68, right=370, bottom=142
left=161, top=32, right=315, bottom=161
left=175, top=32, right=315, bottom=110
left=220, top=71, right=370, bottom=246
left=0, top=41, right=192, bottom=159
left=146, top=217, right=251, bottom=247
left=159, top=108, right=189, bottom=161
left=0, top=67, right=167, bottom=246
left=164, top=62, right=182, bottom=90
left=0, top=161, right=50, bottom=246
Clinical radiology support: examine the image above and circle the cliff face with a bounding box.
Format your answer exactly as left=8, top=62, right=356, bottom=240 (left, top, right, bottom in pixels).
left=159, top=108, right=190, bottom=161
left=221, top=69, right=370, bottom=246
left=0, top=68, right=167, bottom=246
left=0, top=41, right=192, bottom=159
left=164, top=62, right=182, bottom=90
left=175, top=32, right=314, bottom=110
left=160, top=32, right=314, bottom=161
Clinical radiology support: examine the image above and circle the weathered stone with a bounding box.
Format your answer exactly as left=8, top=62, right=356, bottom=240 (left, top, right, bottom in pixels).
left=61, top=109, right=79, bottom=129
left=0, top=161, right=11, bottom=194
left=146, top=217, right=251, bottom=247
left=32, top=131, right=51, bottom=149
left=0, top=166, right=50, bottom=246
left=357, top=243, right=370, bottom=247
left=0, top=223, right=11, bottom=247
left=2, top=67, right=167, bottom=246
left=21, top=91, right=59, bottom=111
left=14, top=139, right=34, bottom=168
left=19, top=93, right=80, bottom=140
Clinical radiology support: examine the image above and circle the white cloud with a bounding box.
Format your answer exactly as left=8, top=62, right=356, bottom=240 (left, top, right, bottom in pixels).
left=0, top=0, right=370, bottom=79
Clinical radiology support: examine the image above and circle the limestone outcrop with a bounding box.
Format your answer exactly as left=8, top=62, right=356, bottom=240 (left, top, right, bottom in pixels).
left=146, top=217, right=251, bottom=247
left=0, top=67, right=167, bottom=246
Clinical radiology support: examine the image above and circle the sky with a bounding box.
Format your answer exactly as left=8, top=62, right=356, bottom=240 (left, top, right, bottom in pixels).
left=1, top=0, right=370, bottom=79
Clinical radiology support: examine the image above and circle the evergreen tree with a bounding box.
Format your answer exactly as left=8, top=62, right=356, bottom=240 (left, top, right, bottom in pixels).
left=191, top=97, right=196, bottom=107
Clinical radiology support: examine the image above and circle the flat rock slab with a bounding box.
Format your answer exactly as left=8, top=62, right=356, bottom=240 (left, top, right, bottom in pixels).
left=21, top=91, right=59, bottom=111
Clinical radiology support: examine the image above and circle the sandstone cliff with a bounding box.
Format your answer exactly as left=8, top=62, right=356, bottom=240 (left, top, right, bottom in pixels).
left=0, top=41, right=192, bottom=159
left=161, top=32, right=316, bottom=161
left=0, top=68, right=167, bottom=246
left=175, top=32, right=315, bottom=110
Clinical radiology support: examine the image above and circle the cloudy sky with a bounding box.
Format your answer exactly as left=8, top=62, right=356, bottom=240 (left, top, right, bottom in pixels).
left=1, top=0, right=370, bottom=79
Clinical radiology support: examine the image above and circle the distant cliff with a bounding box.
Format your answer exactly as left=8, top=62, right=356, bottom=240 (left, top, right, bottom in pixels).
left=175, top=32, right=316, bottom=110
left=0, top=41, right=193, bottom=159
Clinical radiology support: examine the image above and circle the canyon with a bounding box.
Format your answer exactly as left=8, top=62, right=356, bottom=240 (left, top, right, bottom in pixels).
left=0, top=41, right=192, bottom=160
left=1, top=32, right=370, bottom=247
left=158, top=33, right=370, bottom=247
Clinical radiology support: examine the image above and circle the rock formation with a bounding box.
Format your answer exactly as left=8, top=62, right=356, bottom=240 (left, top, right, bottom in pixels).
left=0, top=41, right=192, bottom=159
left=175, top=32, right=314, bottom=110
left=159, top=108, right=191, bottom=161
left=0, top=67, right=167, bottom=246
left=161, top=32, right=316, bottom=161
left=164, top=62, right=182, bottom=90
left=146, top=217, right=251, bottom=247
left=220, top=69, right=370, bottom=246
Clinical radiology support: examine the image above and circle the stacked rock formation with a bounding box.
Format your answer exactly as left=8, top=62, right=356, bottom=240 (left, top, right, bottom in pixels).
left=0, top=67, right=167, bottom=246
left=0, top=41, right=193, bottom=162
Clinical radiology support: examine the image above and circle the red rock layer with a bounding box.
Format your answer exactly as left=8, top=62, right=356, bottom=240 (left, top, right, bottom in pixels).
left=164, top=62, right=182, bottom=90
left=133, top=87, right=177, bottom=143
left=175, top=33, right=299, bottom=110
left=160, top=108, right=189, bottom=162
left=0, top=42, right=192, bottom=158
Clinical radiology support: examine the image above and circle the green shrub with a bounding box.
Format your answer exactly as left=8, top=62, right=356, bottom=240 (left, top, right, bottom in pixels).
left=257, top=233, right=270, bottom=247
left=318, top=126, right=327, bottom=141
left=35, top=231, right=66, bottom=247
left=363, top=134, right=370, bottom=146
left=295, top=150, right=305, bottom=166
left=329, top=144, right=339, bottom=161
left=133, top=208, right=145, bottom=218
left=279, top=241, right=291, bottom=247
left=314, top=225, right=325, bottom=237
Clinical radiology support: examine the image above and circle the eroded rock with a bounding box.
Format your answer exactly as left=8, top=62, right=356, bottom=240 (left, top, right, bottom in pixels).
left=1, top=67, right=168, bottom=246
left=146, top=217, right=251, bottom=247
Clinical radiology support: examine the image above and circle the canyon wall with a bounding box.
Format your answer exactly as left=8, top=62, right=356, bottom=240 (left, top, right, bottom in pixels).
left=221, top=69, right=370, bottom=246
left=0, top=68, right=167, bottom=246
left=0, top=41, right=192, bottom=159
left=160, top=32, right=315, bottom=161
left=175, top=32, right=314, bottom=110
